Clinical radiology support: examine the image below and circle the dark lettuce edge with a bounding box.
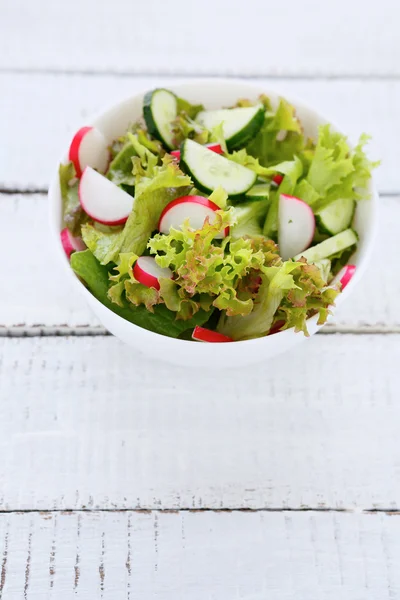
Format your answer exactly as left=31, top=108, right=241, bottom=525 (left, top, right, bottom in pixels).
left=70, top=249, right=210, bottom=338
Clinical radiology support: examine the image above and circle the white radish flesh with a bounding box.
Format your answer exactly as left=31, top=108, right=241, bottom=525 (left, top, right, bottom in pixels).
left=60, top=227, right=85, bottom=258
left=278, top=194, right=315, bottom=260
left=79, top=167, right=134, bottom=225
left=69, top=126, right=110, bottom=177
left=133, top=256, right=173, bottom=290
left=158, top=196, right=228, bottom=239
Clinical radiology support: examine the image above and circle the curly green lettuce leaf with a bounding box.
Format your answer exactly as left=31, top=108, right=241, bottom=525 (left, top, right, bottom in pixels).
left=230, top=200, right=270, bottom=239
left=148, top=210, right=273, bottom=317
left=80, top=145, right=192, bottom=264
left=245, top=97, right=310, bottom=167
left=217, top=259, right=339, bottom=340
left=70, top=249, right=210, bottom=337
left=81, top=223, right=123, bottom=265
left=59, top=162, right=87, bottom=235
left=171, top=97, right=207, bottom=147
left=120, top=159, right=192, bottom=256
left=107, top=141, right=137, bottom=187
left=294, top=127, right=378, bottom=213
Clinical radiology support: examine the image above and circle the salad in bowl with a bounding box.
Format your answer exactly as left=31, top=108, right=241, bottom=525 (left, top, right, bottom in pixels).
left=51, top=81, right=378, bottom=365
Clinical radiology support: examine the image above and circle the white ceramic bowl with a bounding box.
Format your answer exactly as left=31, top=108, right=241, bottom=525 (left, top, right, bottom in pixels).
left=49, top=79, right=378, bottom=368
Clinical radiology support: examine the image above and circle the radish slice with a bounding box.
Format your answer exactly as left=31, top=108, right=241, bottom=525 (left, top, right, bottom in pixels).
left=272, top=174, right=283, bottom=186
left=79, top=167, right=134, bottom=225
left=60, top=227, right=86, bottom=258
left=69, top=126, right=110, bottom=178
left=158, top=195, right=229, bottom=238
left=331, top=264, right=356, bottom=290
left=278, top=194, right=315, bottom=260
left=170, top=143, right=223, bottom=160
left=192, top=326, right=233, bottom=343
left=268, top=320, right=285, bottom=336
left=133, top=256, right=173, bottom=290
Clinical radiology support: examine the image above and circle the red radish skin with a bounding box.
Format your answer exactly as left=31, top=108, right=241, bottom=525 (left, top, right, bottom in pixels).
left=170, top=143, right=223, bottom=160
left=192, top=326, right=233, bottom=343
left=158, top=195, right=229, bottom=238
left=133, top=256, right=173, bottom=291
left=268, top=320, right=285, bottom=336
left=68, top=126, right=110, bottom=178
left=60, top=227, right=85, bottom=258
left=273, top=174, right=284, bottom=186
left=79, top=167, right=133, bottom=225
left=333, top=265, right=356, bottom=290
left=278, top=194, right=315, bottom=260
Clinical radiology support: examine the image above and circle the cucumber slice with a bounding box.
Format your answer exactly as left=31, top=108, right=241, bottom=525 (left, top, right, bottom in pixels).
left=295, top=228, right=358, bottom=262
left=195, top=104, right=265, bottom=151
left=316, top=198, right=356, bottom=235
left=143, top=89, right=177, bottom=150
left=244, top=183, right=271, bottom=203
left=180, top=139, right=256, bottom=196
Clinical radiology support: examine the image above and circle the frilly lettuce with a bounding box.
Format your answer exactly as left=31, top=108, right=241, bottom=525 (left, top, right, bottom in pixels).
left=70, top=249, right=209, bottom=337
left=147, top=209, right=276, bottom=317
left=217, top=258, right=339, bottom=340
left=59, top=162, right=87, bottom=235
left=81, top=135, right=192, bottom=264
left=294, top=126, right=379, bottom=213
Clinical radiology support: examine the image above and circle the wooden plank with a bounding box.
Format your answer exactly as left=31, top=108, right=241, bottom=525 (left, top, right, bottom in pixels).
left=0, top=74, right=392, bottom=192
left=0, top=335, right=399, bottom=510
left=1, top=0, right=398, bottom=77
left=0, top=510, right=399, bottom=599
left=0, top=193, right=397, bottom=332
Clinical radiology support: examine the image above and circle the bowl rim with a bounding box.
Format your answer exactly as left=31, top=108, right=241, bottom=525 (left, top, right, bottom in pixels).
left=48, top=77, right=378, bottom=349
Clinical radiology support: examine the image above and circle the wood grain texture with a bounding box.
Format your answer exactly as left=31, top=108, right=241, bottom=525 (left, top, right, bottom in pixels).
left=0, top=510, right=399, bottom=599
left=1, top=193, right=397, bottom=332
left=0, top=74, right=392, bottom=191
left=0, top=334, right=399, bottom=510
left=1, top=0, right=398, bottom=77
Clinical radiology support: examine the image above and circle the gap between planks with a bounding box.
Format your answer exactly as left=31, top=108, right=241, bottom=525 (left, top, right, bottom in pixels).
left=0, top=508, right=398, bottom=515
left=1, top=326, right=400, bottom=338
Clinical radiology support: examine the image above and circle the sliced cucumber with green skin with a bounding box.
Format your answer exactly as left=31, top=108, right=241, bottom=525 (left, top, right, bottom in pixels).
left=195, top=104, right=265, bottom=151
left=143, top=89, right=177, bottom=150
left=180, top=139, right=256, bottom=196
left=316, top=198, right=356, bottom=236
left=244, top=183, right=271, bottom=203
left=295, top=228, right=358, bottom=262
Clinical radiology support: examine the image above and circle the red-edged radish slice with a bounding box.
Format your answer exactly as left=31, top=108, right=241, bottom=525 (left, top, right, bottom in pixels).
left=79, top=167, right=134, bottom=225
left=278, top=194, right=315, bottom=260
left=268, top=320, right=285, bottom=336
left=133, top=256, right=173, bottom=290
left=158, top=195, right=229, bottom=238
left=331, top=265, right=356, bottom=290
left=170, top=143, right=223, bottom=160
left=69, top=126, right=110, bottom=178
left=60, top=227, right=86, bottom=258
left=192, top=326, right=233, bottom=343
left=272, top=174, right=283, bottom=186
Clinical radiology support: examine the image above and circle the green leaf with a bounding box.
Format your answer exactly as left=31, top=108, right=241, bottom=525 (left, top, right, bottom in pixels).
left=107, top=142, right=137, bottom=186
left=81, top=223, right=123, bottom=265
left=217, top=259, right=340, bottom=340
left=59, top=162, right=86, bottom=235
left=230, top=200, right=270, bottom=240
left=70, top=250, right=210, bottom=338
left=148, top=209, right=275, bottom=318
left=119, top=160, right=192, bottom=256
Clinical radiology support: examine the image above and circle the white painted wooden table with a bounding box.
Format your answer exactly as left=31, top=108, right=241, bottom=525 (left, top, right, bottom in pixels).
left=1, top=1, right=400, bottom=597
